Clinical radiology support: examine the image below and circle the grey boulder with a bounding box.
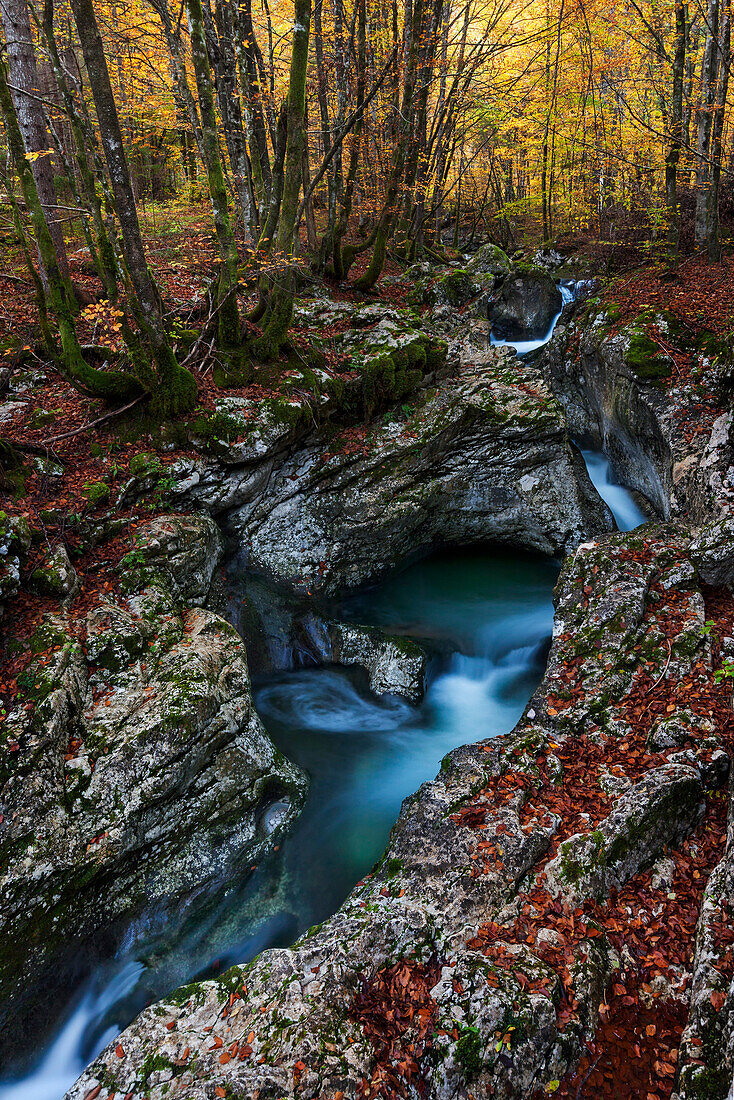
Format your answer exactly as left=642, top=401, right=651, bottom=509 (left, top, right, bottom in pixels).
left=488, top=272, right=563, bottom=340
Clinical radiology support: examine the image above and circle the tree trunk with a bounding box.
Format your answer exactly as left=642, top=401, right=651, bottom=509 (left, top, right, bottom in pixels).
left=665, top=0, right=687, bottom=261
left=694, top=0, right=720, bottom=247
left=333, top=0, right=366, bottom=278
left=237, top=0, right=272, bottom=219
left=1, top=0, right=72, bottom=287
left=708, top=0, right=731, bottom=259
left=251, top=0, right=311, bottom=359
left=185, top=0, right=250, bottom=381
left=0, top=53, right=138, bottom=400
left=431, top=0, right=451, bottom=243
left=312, top=0, right=336, bottom=270
left=354, top=0, right=427, bottom=289
left=256, top=99, right=288, bottom=253
left=69, top=0, right=197, bottom=416
left=206, top=0, right=254, bottom=237
left=149, top=0, right=205, bottom=162
left=301, top=99, right=319, bottom=252
left=41, top=0, right=119, bottom=300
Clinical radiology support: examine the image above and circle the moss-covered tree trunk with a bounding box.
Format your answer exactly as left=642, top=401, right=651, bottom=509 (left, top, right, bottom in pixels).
left=694, top=0, right=720, bottom=249
left=707, top=0, right=730, bottom=261
left=354, top=0, right=426, bottom=291
left=207, top=0, right=254, bottom=238
left=333, top=0, right=366, bottom=279
left=0, top=55, right=138, bottom=401
left=665, top=0, right=687, bottom=262
left=0, top=0, right=73, bottom=291
left=250, top=0, right=311, bottom=360
left=149, top=0, right=205, bottom=163
left=186, top=0, right=248, bottom=382
left=41, top=0, right=119, bottom=301
left=69, top=0, right=197, bottom=417
left=237, top=0, right=273, bottom=222
left=255, top=101, right=288, bottom=255
left=7, top=176, right=54, bottom=358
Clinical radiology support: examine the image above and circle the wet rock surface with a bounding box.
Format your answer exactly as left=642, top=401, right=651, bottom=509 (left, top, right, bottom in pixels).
left=233, top=356, right=608, bottom=596
left=488, top=270, right=563, bottom=340
left=236, top=574, right=428, bottom=701
left=0, top=515, right=307, bottom=1062
left=169, top=333, right=609, bottom=596
left=541, top=310, right=734, bottom=522
left=66, top=525, right=734, bottom=1100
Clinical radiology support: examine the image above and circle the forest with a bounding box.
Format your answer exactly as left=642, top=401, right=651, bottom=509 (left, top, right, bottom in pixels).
left=2, top=0, right=733, bottom=401
left=3, top=0, right=734, bottom=1099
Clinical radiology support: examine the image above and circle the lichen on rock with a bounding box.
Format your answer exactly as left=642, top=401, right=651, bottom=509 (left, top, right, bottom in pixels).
left=0, top=515, right=308, bottom=1062
left=64, top=521, right=734, bottom=1100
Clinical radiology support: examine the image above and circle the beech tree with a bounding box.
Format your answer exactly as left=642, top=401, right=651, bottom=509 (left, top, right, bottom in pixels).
left=0, top=0, right=74, bottom=290
left=68, top=0, right=198, bottom=415
left=0, top=49, right=136, bottom=398
left=4, top=0, right=734, bottom=422
left=185, top=0, right=247, bottom=381
left=250, top=0, right=311, bottom=359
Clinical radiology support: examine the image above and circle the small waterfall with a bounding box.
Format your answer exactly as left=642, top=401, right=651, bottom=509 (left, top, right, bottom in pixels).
left=0, top=549, right=558, bottom=1100
left=485, top=274, right=649, bottom=531
left=489, top=279, right=578, bottom=355
left=0, top=962, right=143, bottom=1100
left=580, top=449, right=648, bottom=531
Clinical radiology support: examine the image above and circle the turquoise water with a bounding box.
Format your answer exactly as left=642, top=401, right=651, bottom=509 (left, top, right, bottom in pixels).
left=0, top=548, right=558, bottom=1098
left=581, top=449, right=649, bottom=532
left=255, top=549, right=560, bottom=925
left=0, top=264, right=650, bottom=1096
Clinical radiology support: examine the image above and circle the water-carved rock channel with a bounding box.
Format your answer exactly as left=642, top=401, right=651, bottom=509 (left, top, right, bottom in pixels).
left=0, top=283, right=647, bottom=1099
left=1, top=477, right=642, bottom=1100
left=5, top=264, right=734, bottom=1100
left=1, top=545, right=570, bottom=1099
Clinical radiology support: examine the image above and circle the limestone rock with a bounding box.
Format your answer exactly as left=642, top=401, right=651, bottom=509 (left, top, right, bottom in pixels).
left=648, top=709, right=716, bottom=752
left=118, top=512, right=223, bottom=604
left=676, top=857, right=734, bottom=1099
left=29, top=543, right=78, bottom=599
left=165, top=311, right=610, bottom=595
left=543, top=764, right=704, bottom=903
left=407, top=268, right=487, bottom=309
left=0, top=510, right=30, bottom=612
left=488, top=271, right=563, bottom=340
left=190, top=395, right=312, bottom=465
left=465, top=242, right=512, bottom=277
left=0, top=582, right=307, bottom=1061
left=327, top=620, right=426, bottom=703
left=237, top=576, right=427, bottom=702
left=541, top=311, right=734, bottom=522
left=690, top=514, right=734, bottom=587
left=227, top=357, right=610, bottom=597
left=66, top=527, right=726, bottom=1100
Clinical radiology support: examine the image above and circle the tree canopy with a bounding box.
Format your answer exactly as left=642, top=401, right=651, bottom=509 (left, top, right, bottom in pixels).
left=0, top=0, right=733, bottom=410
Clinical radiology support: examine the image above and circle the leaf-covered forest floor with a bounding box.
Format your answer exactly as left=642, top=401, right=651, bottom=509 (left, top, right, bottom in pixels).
left=2, top=210, right=734, bottom=1098
left=347, top=579, right=734, bottom=1100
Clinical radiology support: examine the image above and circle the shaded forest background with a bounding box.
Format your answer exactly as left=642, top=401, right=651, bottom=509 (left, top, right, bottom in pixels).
left=1, top=0, right=734, bottom=415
